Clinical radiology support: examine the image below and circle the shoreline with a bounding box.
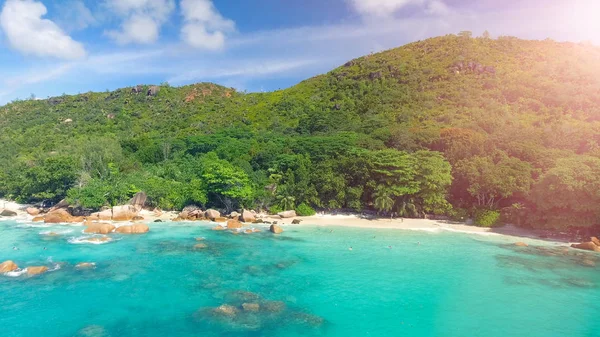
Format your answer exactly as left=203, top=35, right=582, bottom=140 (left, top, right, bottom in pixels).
left=0, top=199, right=573, bottom=246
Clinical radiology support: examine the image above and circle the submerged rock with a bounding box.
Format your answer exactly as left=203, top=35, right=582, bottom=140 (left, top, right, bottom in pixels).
left=0, top=260, right=18, bottom=273
left=85, top=237, right=111, bottom=243
left=242, top=303, right=260, bottom=312
left=27, top=266, right=49, bottom=276
left=76, top=325, right=109, bottom=337
left=515, top=242, right=528, bottom=247
left=194, top=243, right=208, bottom=249
left=214, top=304, right=238, bottom=317
left=270, top=224, right=283, bottom=234
left=75, top=262, right=96, bottom=269
left=262, top=301, right=286, bottom=313
left=212, top=225, right=226, bottom=231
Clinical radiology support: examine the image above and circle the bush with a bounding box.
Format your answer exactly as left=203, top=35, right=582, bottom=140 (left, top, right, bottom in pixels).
left=296, top=203, right=316, bottom=216
left=269, top=204, right=283, bottom=215
left=475, top=209, right=501, bottom=227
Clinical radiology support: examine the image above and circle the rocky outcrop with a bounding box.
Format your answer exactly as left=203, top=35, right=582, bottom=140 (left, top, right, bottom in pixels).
left=278, top=210, right=296, bottom=218
left=205, top=209, right=221, bottom=220
left=32, top=216, right=44, bottom=222
left=48, top=199, right=69, bottom=212
left=240, top=209, right=255, bottom=223
left=0, top=260, right=18, bottom=273
left=115, top=224, right=149, bottom=234
left=229, top=211, right=240, bottom=219
left=147, top=85, right=160, bottom=96
left=26, top=207, right=40, bottom=216
left=84, top=223, right=115, bottom=234
left=112, top=205, right=138, bottom=221
left=270, top=224, right=283, bottom=234
left=27, top=266, right=48, bottom=276
left=0, top=209, right=17, bottom=217
left=571, top=241, right=600, bottom=252
left=592, top=237, right=600, bottom=246
left=227, top=220, right=243, bottom=229
left=45, top=209, right=84, bottom=223
left=214, top=217, right=227, bottom=222
left=128, top=192, right=147, bottom=210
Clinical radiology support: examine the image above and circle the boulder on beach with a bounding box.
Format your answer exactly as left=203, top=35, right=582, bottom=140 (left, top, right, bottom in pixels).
left=0, top=209, right=17, bottom=217
left=242, top=303, right=260, bottom=312
left=26, top=207, right=40, bottom=216
left=112, top=205, right=138, bottom=221
left=32, top=216, right=44, bottom=222
left=591, top=237, right=600, bottom=246
left=227, top=220, right=243, bottom=229
left=270, top=224, right=283, bottom=234
left=0, top=260, right=18, bottom=273
left=515, top=242, right=528, bottom=247
left=253, top=219, right=264, bottom=224
left=214, top=217, right=227, bottom=222
left=90, top=209, right=113, bottom=221
left=229, top=211, right=240, bottom=219
left=84, top=223, right=115, bottom=234
left=278, top=210, right=296, bottom=218
left=115, top=224, right=149, bottom=234
left=75, top=262, right=95, bottom=269
left=27, top=266, right=49, bottom=276
left=292, top=219, right=302, bottom=224
left=45, top=209, right=83, bottom=223
left=240, top=209, right=255, bottom=223
left=571, top=241, right=600, bottom=252
left=205, top=209, right=221, bottom=220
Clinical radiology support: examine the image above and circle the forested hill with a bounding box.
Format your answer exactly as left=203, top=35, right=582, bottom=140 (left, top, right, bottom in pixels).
left=2, top=34, right=600, bottom=230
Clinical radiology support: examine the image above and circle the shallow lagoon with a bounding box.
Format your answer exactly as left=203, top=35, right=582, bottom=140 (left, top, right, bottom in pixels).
left=0, top=220, right=599, bottom=337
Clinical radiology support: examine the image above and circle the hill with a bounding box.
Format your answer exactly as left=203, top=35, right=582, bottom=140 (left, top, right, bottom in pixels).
left=2, top=34, right=600, bottom=231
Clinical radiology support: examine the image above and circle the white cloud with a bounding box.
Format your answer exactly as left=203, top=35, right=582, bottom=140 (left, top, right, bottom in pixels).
left=348, top=0, right=450, bottom=18
left=180, top=0, right=235, bottom=50
left=0, top=0, right=86, bottom=59
left=56, top=0, right=96, bottom=31
left=104, top=0, right=175, bottom=44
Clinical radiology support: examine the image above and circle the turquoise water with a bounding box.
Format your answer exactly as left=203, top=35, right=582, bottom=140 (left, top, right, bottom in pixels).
left=0, top=219, right=599, bottom=337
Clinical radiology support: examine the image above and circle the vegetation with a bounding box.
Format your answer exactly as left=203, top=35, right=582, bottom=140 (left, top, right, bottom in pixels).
left=2, top=34, right=600, bottom=231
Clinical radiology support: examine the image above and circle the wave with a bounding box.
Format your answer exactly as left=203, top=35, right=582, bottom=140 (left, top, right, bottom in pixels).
left=68, top=236, right=114, bottom=245
left=39, top=229, right=73, bottom=235
left=4, top=269, right=27, bottom=277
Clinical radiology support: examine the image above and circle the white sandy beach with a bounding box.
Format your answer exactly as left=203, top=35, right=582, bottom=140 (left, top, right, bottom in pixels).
left=0, top=199, right=570, bottom=245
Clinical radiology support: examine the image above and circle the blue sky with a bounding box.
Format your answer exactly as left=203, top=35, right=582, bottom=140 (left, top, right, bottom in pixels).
left=0, top=0, right=598, bottom=104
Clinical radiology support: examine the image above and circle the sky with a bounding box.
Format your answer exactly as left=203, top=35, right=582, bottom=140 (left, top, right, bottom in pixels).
left=0, top=0, right=599, bottom=104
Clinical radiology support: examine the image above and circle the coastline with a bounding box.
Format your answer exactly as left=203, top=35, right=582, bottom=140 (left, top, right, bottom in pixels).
left=0, top=199, right=572, bottom=246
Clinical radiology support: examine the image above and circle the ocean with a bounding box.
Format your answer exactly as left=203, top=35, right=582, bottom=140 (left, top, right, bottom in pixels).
left=0, top=219, right=598, bottom=337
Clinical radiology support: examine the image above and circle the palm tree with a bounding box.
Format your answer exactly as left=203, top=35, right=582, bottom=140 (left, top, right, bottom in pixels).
left=276, top=194, right=296, bottom=211
left=372, top=187, right=394, bottom=214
